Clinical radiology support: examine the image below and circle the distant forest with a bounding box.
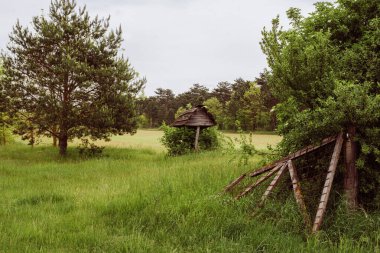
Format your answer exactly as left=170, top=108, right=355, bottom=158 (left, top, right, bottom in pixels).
left=137, top=73, right=278, bottom=131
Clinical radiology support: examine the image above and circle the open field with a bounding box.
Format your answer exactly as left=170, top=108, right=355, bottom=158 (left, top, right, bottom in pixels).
left=1, top=133, right=380, bottom=252
left=34, top=129, right=283, bottom=151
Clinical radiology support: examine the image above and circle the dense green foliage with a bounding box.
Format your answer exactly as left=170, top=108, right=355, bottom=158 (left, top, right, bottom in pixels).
left=138, top=77, right=277, bottom=131
left=261, top=0, right=380, bottom=207
left=1, top=143, right=380, bottom=252
left=160, top=124, right=219, bottom=156
left=1, top=0, right=144, bottom=155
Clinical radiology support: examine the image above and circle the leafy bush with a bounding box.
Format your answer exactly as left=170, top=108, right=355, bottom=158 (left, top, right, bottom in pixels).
left=160, top=124, right=219, bottom=156
left=220, top=121, right=269, bottom=167
left=77, top=138, right=104, bottom=157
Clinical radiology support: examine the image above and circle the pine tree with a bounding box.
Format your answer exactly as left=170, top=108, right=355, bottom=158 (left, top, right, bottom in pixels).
left=2, top=0, right=145, bottom=155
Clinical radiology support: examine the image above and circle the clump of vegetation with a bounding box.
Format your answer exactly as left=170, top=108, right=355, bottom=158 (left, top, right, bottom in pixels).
left=160, top=124, right=219, bottom=156
left=221, top=122, right=265, bottom=166
left=233, top=131, right=258, bottom=166
left=77, top=139, right=104, bottom=157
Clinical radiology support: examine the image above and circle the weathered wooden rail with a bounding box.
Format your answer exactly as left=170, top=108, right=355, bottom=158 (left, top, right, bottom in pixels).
left=223, top=133, right=344, bottom=233
left=235, top=164, right=283, bottom=200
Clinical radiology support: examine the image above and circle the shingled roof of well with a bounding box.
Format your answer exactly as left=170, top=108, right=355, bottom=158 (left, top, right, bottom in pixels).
left=171, top=105, right=216, bottom=127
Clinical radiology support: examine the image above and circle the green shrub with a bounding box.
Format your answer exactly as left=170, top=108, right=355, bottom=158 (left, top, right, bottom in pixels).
left=160, top=124, right=219, bottom=156
left=77, top=138, right=104, bottom=157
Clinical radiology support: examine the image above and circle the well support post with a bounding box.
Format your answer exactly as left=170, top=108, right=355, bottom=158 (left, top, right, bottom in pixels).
left=344, top=125, right=358, bottom=210
left=194, top=126, right=201, bottom=151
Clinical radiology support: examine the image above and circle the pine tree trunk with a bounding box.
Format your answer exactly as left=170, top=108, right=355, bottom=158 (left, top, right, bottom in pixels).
left=59, top=133, right=68, bottom=156
left=344, top=125, right=358, bottom=209
left=52, top=125, right=58, bottom=147
left=30, top=129, right=34, bottom=148
left=60, top=71, right=70, bottom=156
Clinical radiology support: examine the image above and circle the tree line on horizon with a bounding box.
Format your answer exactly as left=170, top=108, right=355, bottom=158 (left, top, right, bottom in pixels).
left=137, top=74, right=278, bottom=131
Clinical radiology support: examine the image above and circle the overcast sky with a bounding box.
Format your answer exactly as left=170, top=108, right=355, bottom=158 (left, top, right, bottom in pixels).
left=0, top=0, right=320, bottom=95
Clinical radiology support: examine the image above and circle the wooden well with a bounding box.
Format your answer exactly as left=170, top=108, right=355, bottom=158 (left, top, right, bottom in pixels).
left=171, top=105, right=216, bottom=150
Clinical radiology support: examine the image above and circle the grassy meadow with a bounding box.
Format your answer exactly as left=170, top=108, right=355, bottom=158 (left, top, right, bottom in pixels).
left=1, top=130, right=380, bottom=252
left=32, top=129, right=283, bottom=151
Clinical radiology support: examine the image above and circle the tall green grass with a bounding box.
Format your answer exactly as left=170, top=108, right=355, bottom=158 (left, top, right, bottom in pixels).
left=1, top=144, right=380, bottom=252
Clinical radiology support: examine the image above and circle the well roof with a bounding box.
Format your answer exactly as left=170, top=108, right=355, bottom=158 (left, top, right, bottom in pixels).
left=171, top=105, right=216, bottom=128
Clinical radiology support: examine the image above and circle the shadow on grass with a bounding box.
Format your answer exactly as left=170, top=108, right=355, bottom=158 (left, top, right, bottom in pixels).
left=0, top=143, right=161, bottom=165
left=16, top=193, right=67, bottom=206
